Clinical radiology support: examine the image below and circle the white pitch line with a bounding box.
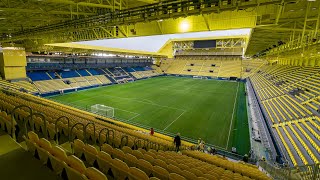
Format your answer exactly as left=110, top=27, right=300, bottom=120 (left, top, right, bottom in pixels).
left=163, top=110, right=186, bottom=131
left=128, top=113, right=141, bottom=120
left=226, top=82, right=240, bottom=149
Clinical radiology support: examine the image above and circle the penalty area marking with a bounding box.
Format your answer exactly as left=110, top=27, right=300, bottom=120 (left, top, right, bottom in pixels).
left=225, top=82, right=240, bottom=149
left=163, top=110, right=186, bottom=131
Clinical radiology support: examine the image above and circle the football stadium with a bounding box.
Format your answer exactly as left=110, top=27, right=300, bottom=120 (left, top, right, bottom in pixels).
left=0, top=0, right=319, bottom=180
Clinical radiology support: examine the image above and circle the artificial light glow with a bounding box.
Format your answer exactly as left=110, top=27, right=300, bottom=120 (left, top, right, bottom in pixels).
left=180, top=20, right=190, bottom=32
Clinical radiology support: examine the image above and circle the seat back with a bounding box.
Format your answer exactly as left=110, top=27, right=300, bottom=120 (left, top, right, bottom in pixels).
left=74, top=139, right=85, bottom=148
left=113, top=148, right=125, bottom=159
left=154, top=159, right=167, bottom=169
left=28, top=131, right=39, bottom=143
left=85, top=167, right=107, bottom=180
left=97, top=151, right=112, bottom=162
left=124, top=153, right=138, bottom=167
left=153, top=165, right=169, bottom=180
left=143, top=154, right=154, bottom=163
left=51, top=146, right=68, bottom=160
left=129, top=167, right=149, bottom=180
left=67, top=155, right=87, bottom=174
left=85, top=144, right=98, bottom=155
left=190, top=168, right=203, bottom=177
left=101, top=143, right=113, bottom=155
left=122, top=146, right=133, bottom=154
left=182, top=170, right=197, bottom=179
left=167, top=164, right=183, bottom=175
left=169, top=173, right=186, bottom=180
left=131, top=150, right=144, bottom=159
left=38, top=138, right=52, bottom=151
left=138, top=159, right=153, bottom=176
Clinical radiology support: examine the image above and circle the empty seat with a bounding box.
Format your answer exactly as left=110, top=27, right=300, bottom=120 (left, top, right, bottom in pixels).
left=37, top=138, right=52, bottom=164
left=122, top=146, right=133, bottom=154
left=169, top=173, right=186, bottom=180
left=137, top=159, right=153, bottom=176
left=73, top=139, right=85, bottom=159
left=64, top=155, right=87, bottom=180
left=128, top=167, right=149, bottom=180
left=182, top=170, right=198, bottom=179
left=111, top=158, right=129, bottom=180
left=49, top=146, right=68, bottom=175
left=131, top=150, right=144, bottom=160
left=124, top=153, right=138, bottom=168
left=153, top=165, right=169, bottom=180
left=154, top=159, right=167, bottom=169
left=85, top=167, right=108, bottom=180
left=84, top=144, right=98, bottom=166
left=25, top=131, right=39, bottom=156
left=96, top=151, right=112, bottom=175
left=101, top=143, right=114, bottom=156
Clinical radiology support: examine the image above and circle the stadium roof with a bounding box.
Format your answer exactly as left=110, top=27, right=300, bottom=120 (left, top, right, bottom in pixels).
left=46, top=28, right=251, bottom=56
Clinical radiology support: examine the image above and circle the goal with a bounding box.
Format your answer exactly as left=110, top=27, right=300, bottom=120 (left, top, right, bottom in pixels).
left=91, top=104, right=114, bottom=118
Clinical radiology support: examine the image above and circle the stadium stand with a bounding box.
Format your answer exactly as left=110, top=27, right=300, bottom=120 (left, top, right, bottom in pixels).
left=249, top=65, right=320, bottom=167
left=163, top=56, right=244, bottom=78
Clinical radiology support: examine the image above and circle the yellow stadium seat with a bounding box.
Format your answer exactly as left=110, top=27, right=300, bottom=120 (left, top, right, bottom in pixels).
left=64, top=155, right=87, bottom=180
left=143, top=154, right=155, bottom=163
left=167, top=164, right=183, bottom=175
left=169, top=173, right=186, bottom=180
left=25, top=131, right=39, bottom=156
left=131, top=150, right=144, bottom=160
left=124, top=153, right=138, bottom=168
left=113, top=148, right=126, bottom=160
left=137, top=159, right=153, bottom=176
left=49, top=146, right=68, bottom=175
left=101, top=143, right=114, bottom=156
left=128, top=167, right=149, bottom=180
left=84, top=144, right=98, bottom=166
left=85, top=167, right=108, bottom=180
left=122, top=146, right=133, bottom=154
left=154, top=159, right=167, bottom=169
left=153, top=165, right=170, bottom=180
left=72, top=139, right=85, bottom=159
left=111, top=158, right=129, bottom=180
left=182, top=170, right=197, bottom=179
left=96, top=151, right=112, bottom=175
left=37, top=138, right=52, bottom=164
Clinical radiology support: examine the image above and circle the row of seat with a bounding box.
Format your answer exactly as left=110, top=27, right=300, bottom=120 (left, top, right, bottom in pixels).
left=70, top=138, right=269, bottom=180
left=12, top=80, right=39, bottom=93
left=162, top=57, right=245, bottom=78
left=0, top=90, right=189, bottom=152
left=25, top=130, right=270, bottom=180
left=249, top=65, right=320, bottom=167
left=25, top=131, right=108, bottom=180
left=131, top=71, right=160, bottom=79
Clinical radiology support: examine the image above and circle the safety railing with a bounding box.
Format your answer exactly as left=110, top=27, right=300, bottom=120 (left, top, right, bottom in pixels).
left=259, top=160, right=320, bottom=180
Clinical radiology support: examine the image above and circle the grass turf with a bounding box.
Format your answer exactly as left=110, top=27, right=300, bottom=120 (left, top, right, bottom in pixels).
left=48, top=76, right=250, bottom=154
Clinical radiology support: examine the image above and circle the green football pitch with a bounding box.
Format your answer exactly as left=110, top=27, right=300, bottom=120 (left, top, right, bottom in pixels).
left=48, top=76, right=250, bottom=155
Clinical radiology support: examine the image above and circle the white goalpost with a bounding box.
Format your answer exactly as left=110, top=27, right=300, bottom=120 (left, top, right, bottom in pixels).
left=91, top=104, right=114, bottom=118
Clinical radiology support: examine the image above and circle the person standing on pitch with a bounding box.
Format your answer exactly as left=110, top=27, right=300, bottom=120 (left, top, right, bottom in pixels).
left=150, top=128, right=154, bottom=136
left=174, top=133, right=181, bottom=152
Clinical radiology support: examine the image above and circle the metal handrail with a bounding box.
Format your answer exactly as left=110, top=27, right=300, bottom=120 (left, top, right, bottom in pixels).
left=69, top=123, right=85, bottom=142
left=98, top=128, right=109, bottom=148
left=84, top=122, right=95, bottom=144
left=55, top=116, right=70, bottom=144
left=121, top=135, right=128, bottom=147
left=27, top=112, right=47, bottom=139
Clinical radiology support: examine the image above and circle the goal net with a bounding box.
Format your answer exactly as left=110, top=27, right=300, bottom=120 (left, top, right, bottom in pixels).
left=91, top=104, right=114, bottom=118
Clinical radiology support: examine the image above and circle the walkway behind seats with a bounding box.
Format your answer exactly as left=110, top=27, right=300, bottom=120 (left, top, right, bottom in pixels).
left=0, top=131, right=61, bottom=180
